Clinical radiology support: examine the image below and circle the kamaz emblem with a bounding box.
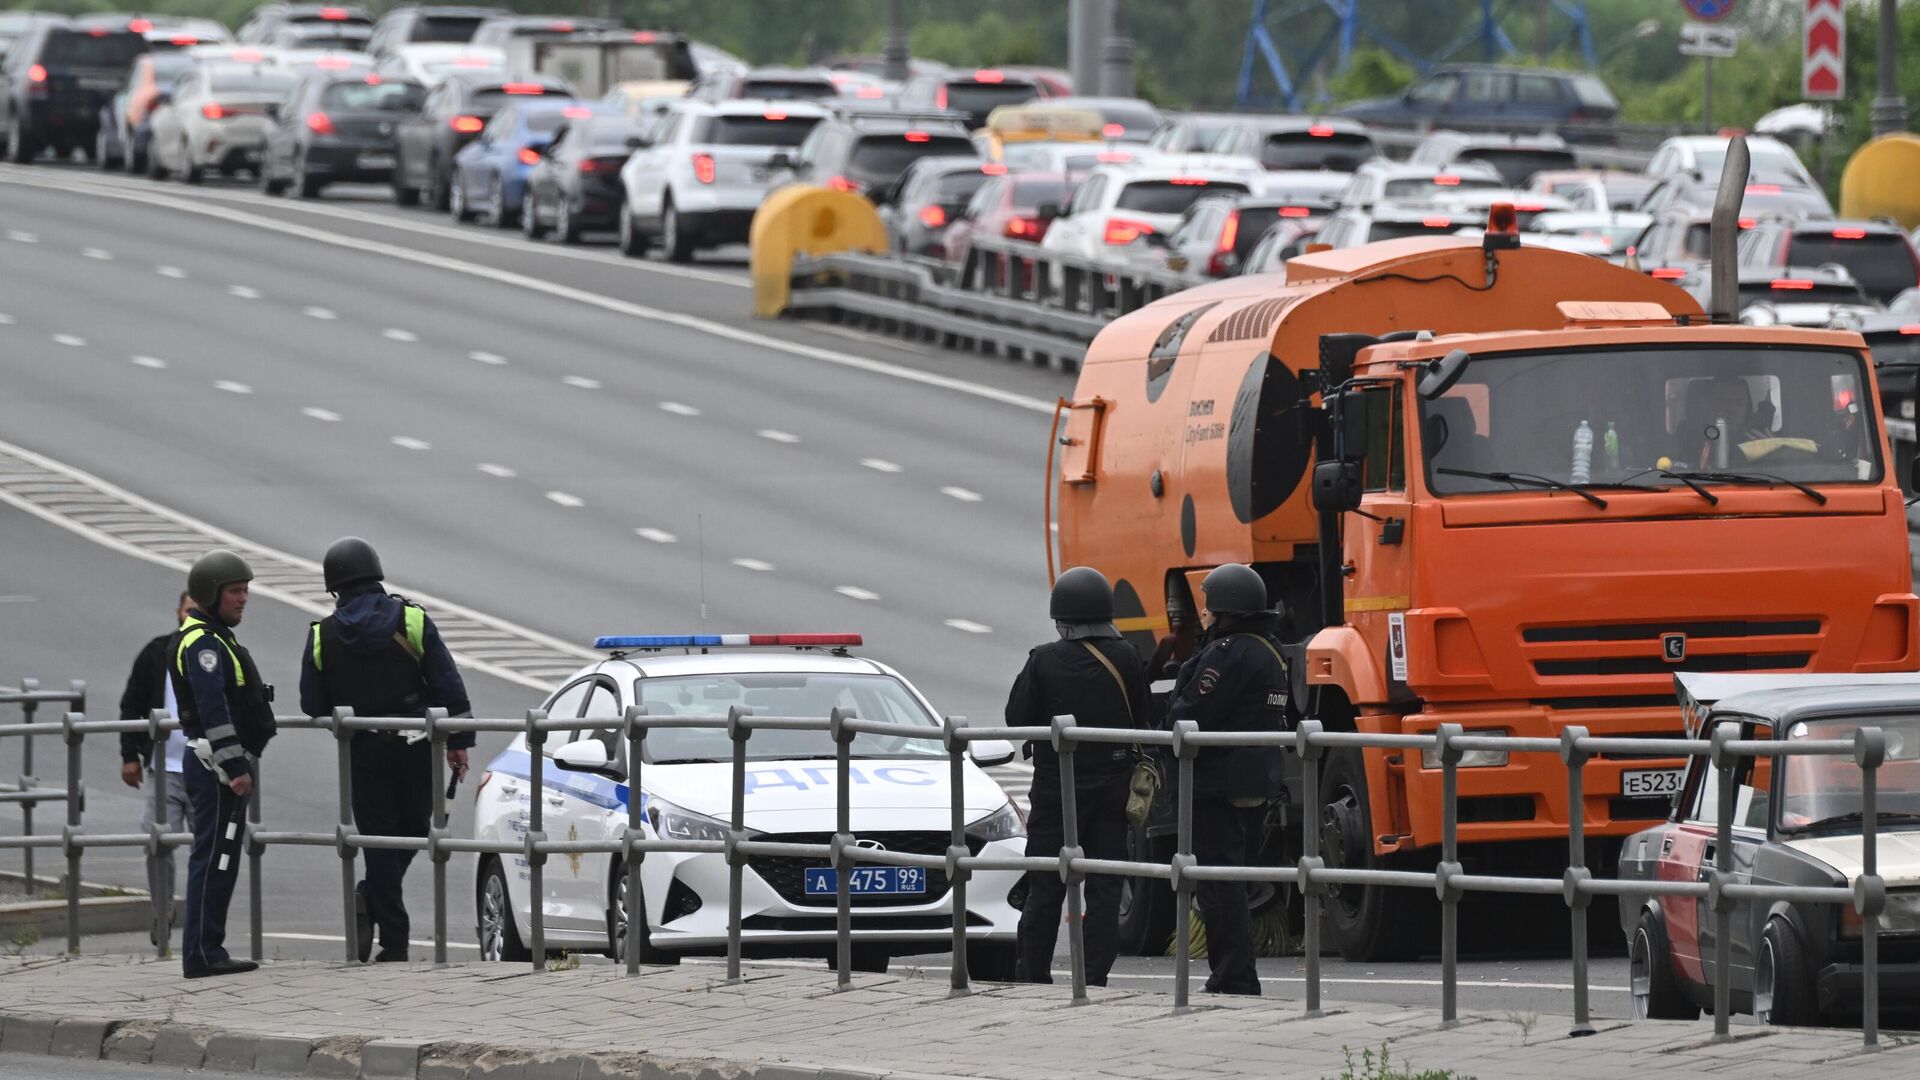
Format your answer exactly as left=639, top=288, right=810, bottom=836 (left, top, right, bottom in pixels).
left=1661, top=633, right=1687, bottom=663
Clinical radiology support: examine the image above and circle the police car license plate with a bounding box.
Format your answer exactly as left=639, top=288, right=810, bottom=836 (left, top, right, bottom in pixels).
left=803, top=867, right=927, bottom=895
left=1621, top=768, right=1684, bottom=798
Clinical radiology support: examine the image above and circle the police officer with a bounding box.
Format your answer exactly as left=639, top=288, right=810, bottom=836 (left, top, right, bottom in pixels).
left=1166, top=563, right=1288, bottom=996
left=172, top=550, right=276, bottom=979
left=1004, top=566, right=1149, bottom=986
left=300, top=537, right=472, bottom=964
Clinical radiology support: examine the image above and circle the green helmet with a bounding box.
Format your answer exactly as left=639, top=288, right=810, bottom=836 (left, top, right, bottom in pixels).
left=187, top=549, right=254, bottom=610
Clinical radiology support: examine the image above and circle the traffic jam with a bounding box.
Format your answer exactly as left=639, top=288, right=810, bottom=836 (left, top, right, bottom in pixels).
left=4, top=1, right=1920, bottom=1032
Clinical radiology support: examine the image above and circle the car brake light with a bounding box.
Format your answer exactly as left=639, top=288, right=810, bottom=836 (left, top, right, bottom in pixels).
left=1746, top=183, right=1781, bottom=195
left=856, top=86, right=885, bottom=99
left=631, top=31, right=656, bottom=43
left=88, top=28, right=108, bottom=37
left=1513, top=202, right=1545, bottom=213
left=563, top=106, right=592, bottom=119
left=1738, top=217, right=1756, bottom=229
left=974, top=69, right=1004, bottom=83
left=935, top=85, right=947, bottom=109
left=1280, top=206, right=1311, bottom=218
left=1307, top=124, right=1334, bottom=137
left=904, top=130, right=931, bottom=142
left=455, top=56, right=491, bottom=67
left=1832, top=227, right=1867, bottom=239
left=982, top=162, right=1007, bottom=176
left=1433, top=173, right=1461, bottom=186
left=129, top=17, right=153, bottom=32
left=306, top=111, right=335, bottom=134
left=320, top=7, right=350, bottom=20
left=316, top=56, right=351, bottom=70
left=1096, top=151, right=1131, bottom=163
left=27, top=64, right=46, bottom=84
left=1103, top=218, right=1154, bottom=245
left=549, top=20, right=575, bottom=31
left=1650, top=267, right=1687, bottom=280
left=1771, top=278, right=1814, bottom=290
left=365, top=74, right=382, bottom=85
left=1169, top=176, right=1207, bottom=186
left=234, top=49, right=264, bottom=62
left=1101, top=123, right=1125, bottom=138
left=451, top=115, right=484, bottom=133
left=919, top=204, right=947, bottom=228
left=501, top=83, right=545, bottom=95
left=826, top=175, right=861, bottom=193
left=517, top=147, right=541, bottom=166
left=1901, top=324, right=1920, bottom=335
left=171, top=36, right=197, bottom=47
left=202, top=103, right=233, bottom=120
left=1422, top=216, right=1452, bottom=228
left=692, top=152, right=716, bottom=184
left=1218, top=210, right=1241, bottom=253
left=763, top=109, right=788, bottom=121
left=1006, top=216, right=1042, bottom=239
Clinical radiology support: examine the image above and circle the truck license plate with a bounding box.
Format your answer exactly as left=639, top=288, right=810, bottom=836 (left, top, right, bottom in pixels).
left=1621, top=768, right=1684, bottom=798
left=803, top=867, right=927, bottom=895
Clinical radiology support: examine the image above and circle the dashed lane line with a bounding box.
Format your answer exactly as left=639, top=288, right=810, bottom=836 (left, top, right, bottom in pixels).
left=301, top=407, right=342, bottom=422
left=0, top=436, right=598, bottom=691
left=545, top=491, right=585, bottom=508
left=82, top=247, right=113, bottom=261
left=304, top=306, right=337, bottom=320
left=945, top=619, right=993, bottom=634
left=229, top=284, right=261, bottom=299
left=757, top=429, right=800, bottom=444
left=52, top=334, right=85, bottom=347
left=834, top=586, right=880, bottom=601
left=391, top=435, right=431, bottom=450
left=155, top=265, right=187, bottom=278
left=476, top=463, right=517, bottom=478
left=0, top=313, right=13, bottom=325
left=214, top=380, right=253, bottom=394
left=383, top=327, right=419, bottom=342
left=561, top=375, right=602, bottom=390
left=731, top=558, right=776, bottom=572
left=0, top=168, right=1055, bottom=416
left=7, top=229, right=37, bottom=243
left=130, top=355, right=166, bottom=369
left=657, top=401, right=701, bottom=417
left=634, top=528, right=677, bottom=544
left=860, top=458, right=904, bottom=474
left=469, top=351, right=507, bottom=365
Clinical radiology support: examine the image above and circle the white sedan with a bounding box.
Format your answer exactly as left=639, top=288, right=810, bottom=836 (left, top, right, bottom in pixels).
left=1038, top=161, right=1254, bottom=263
left=473, top=633, right=1027, bottom=976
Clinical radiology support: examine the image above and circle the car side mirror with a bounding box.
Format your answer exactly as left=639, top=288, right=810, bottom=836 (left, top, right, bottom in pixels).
left=552, top=738, right=621, bottom=779
left=626, top=135, right=647, bottom=149
left=1311, top=460, right=1364, bottom=512
left=968, top=739, right=1017, bottom=768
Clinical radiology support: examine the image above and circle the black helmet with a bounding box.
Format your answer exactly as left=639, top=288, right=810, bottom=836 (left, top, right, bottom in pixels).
left=1200, top=563, right=1267, bottom=616
left=187, top=549, right=255, bottom=610
left=323, top=536, right=384, bottom=593
left=1049, top=566, right=1114, bottom=622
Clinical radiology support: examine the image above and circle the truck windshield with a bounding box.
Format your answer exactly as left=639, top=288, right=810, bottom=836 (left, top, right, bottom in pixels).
left=1420, top=345, right=1880, bottom=495
left=632, top=673, right=943, bottom=763
left=1778, top=715, right=1920, bottom=833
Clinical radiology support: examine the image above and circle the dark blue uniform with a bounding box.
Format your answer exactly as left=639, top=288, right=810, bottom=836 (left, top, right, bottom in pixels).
left=1166, top=611, right=1289, bottom=995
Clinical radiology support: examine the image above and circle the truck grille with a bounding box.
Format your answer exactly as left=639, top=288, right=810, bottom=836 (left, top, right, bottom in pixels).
left=746, top=832, right=978, bottom=908
left=1524, top=617, right=1820, bottom=680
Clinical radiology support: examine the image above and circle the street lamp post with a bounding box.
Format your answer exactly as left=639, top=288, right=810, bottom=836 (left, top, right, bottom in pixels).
left=883, top=0, right=909, bottom=85
left=1872, top=0, right=1908, bottom=136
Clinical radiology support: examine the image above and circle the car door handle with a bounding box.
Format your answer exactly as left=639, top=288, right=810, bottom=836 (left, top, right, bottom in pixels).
left=545, top=795, right=567, bottom=808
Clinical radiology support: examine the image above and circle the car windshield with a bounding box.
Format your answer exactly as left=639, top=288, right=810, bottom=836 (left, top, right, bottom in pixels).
left=945, top=80, right=1039, bottom=115
left=1459, top=148, right=1578, bottom=186
left=1787, top=234, right=1919, bottom=304
left=211, top=71, right=294, bottom=94
left=1117, top=179, right=1248, bottom=214
left=633, top=673, right=944, bottom=763
left=1382, top=175, right=1502, bottom=200
left=413, top=16, right=488, bottom=43
left=700, top=114, right=820, bottom=147
left=43, top=30, right=147, bottom=68
left=1420, top=345, right=1881, bottom=495
left=1262, top=132, right=1373, bottom=171
left=321, top=80, right=425, bottom=111
left=931, top=168, right=990, bottom=204
left=847, top=134, right=975, bottom=187
left=1778, top=714, right=1920, bottom=832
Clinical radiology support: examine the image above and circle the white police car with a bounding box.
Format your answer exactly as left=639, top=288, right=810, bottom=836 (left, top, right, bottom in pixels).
left=472, top=633, right=1027, bottom=975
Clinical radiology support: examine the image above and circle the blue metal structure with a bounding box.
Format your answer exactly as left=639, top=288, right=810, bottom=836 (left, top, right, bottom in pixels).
left=1236, top=0, right=1597, bottom=111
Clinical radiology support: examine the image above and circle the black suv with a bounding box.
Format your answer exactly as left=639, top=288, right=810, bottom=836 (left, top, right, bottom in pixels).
left=0, top=21, right=146, bottom=163
left=786, top=109, right=975, bottom=205
left=391, top=70, right=571, bottom=208
left=1738, top=218, right=1920, bottom=306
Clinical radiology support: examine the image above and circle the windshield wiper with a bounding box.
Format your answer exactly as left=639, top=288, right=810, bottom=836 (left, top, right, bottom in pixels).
left=1436, top=468, right=1658, bottom=509
left=1688, top=470, right=1828, bottom=505
left=1794, top=809, right=1920, bottom=831
left=1656, top=471, right=1720, bottom=505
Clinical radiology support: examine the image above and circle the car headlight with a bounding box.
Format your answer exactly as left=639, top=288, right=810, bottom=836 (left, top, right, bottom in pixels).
left=646, top=797, right=739, bottom=843
left=1422, top=733, right=1509, bottom=770
left=965, top=801, right=1025, bottom=842
left=1846, top=887, right=1920, bottom=937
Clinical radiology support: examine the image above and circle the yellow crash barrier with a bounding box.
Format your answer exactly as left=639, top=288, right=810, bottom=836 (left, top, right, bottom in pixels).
left=1840, top=133, right=1920, bottom=230
left=749, top=186, right=888, bottom=318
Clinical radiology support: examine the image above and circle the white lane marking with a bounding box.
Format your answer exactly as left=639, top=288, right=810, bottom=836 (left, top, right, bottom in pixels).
left=657, top=401, right=700, bottom=417
left=756, top=429, right=800, bottom=444
left=303, top=306, right=336, bottom=320
left=634, top=527, right=677, bottom=544
left=155, top=265, right=187, bottom=278
left=945, top=618, right=993, bottom=634
left=835, top=586, right=880, bottom=601
left=941, top=486, right=984, bottom=503
left=214, top=380, right=253, bottom=394
left=260, top=931, right=481, bottom=951
left=0, top=313, right=13, bottom=325
left=545, top=490, right=584, bottom=508
left=6, top=229, right=37, bottom=243
left=0, top=170, right=1054, bottom=415
left=860, top=458, right=904, bottom=474
left=561, top=375, right=602, bottom=390
left=383, top=327, right=419, bottom=342
left=476, top=462, right=517, bottom=478
left=391, top=435, right=431, bottom=450
left=130, top=355, right=167, bottom=369
left=301, top=407, right=342, bottom=422
left=731, top=557, right=775, bottom=572
left=52, top=334, right=86, bottom=347
left=82, top=247, right=113, bottom=261
left=469, top=350, right=507, bottom=365
left=228, top=284, right=261, bottom=299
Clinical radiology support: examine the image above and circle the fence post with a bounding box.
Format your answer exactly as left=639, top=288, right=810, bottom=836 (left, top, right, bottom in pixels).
left=20, top=677, right=37, bottom=886
left=1559, top=726, right=1595, bottom=1037
left=1170, top=719, right=1198, bottom=1013
left=147, top=708, right=169, bottom=959
left=943, top=716, right=970, bottom=996
left=525, top=708, right=548, bottom=972
left=1053, top=714, right=1087, bottom=1003
left=247, top=753, right=263, bottom=962
left=426, top=708, right=449, bottom=968
left=61, top=711, right=82, bottom=955
left=1857, top=727, right=1886, bottom=1050
left=724, top=705, right=750, bottom=985
left=1708, top=724, right=1736, bottom=1042
left=624, top=706, right=647, bottom=976
left=1295, top=719, right=1325, bottom=1017
left=830, top=707, right=854, bottom=990
left=332, top=707, right=358, bottom=966
left=1434, top=723, right=1462, bottom=1028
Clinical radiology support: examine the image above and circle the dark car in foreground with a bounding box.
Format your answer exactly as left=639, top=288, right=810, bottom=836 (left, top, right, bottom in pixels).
left=1621, top=674, right=1920, bottom=1027
left=261, top=72, right=425, bottom=197
left=0, top=21, right=147, bottom=163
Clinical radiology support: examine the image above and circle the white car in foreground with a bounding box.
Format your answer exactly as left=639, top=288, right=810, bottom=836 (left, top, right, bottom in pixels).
left=473, top=633, right=1027, bottom=975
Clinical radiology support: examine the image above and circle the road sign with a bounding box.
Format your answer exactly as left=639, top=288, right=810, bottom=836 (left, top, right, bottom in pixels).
left=1803, top=0, right=1844, bottom=101
left=1680, top=24, right=1740, bottom=58
left=1682, top=0, right=1739, bottom=22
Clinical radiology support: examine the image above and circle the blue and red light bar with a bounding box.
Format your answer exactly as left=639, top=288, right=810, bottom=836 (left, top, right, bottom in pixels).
left=594, top=633, right=864, bottom=649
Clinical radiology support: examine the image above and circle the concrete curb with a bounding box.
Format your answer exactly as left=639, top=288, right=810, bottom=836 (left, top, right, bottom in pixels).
left=0, top=871, right=162, bottom=940
left=0, top=1013, right=968, bottom=1080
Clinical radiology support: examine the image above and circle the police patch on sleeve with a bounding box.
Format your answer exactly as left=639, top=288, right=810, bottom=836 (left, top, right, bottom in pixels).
left=197, top=649, right=219, bottom=674
left=1197, top=668, right=1220, bottom=694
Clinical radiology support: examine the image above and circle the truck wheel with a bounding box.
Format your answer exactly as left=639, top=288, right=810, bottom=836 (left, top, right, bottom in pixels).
left=617, top=207, right=647, bottom=257
left=1115, top=823, right=1173, bottom=955
left=476, top=857, right=532, bottom=963
left=964, top=939, right=1018, bottom=982
left=606, top=861, right=679, bottom=965
left=1755, top=917, right=1817, bottom=1026
left=1630, top=909, right=1698, bottom=1020
left=1320, top=747, right=1431, bottom=961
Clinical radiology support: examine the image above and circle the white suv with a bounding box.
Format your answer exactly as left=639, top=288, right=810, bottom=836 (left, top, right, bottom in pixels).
left=1038, top=161, right=1254, bottom=262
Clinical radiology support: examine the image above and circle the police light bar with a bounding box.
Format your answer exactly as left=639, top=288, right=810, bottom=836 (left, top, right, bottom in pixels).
left=594, top=633, right=864, bottom=649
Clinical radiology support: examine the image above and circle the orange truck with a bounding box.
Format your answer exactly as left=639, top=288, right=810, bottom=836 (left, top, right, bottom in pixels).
left=1053, top=211, right=1918, bottom=961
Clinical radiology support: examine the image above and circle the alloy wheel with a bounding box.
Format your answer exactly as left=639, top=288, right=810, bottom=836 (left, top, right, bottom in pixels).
left=479, top=873, right=507, bottom=962
left=1629, top=926, right=1654, bottom=1018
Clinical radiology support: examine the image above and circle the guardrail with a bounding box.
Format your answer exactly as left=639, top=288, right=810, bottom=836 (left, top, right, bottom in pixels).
left=0, top=697, right=1901, bottom=1048
left=1, top=680, right=88, bottom=890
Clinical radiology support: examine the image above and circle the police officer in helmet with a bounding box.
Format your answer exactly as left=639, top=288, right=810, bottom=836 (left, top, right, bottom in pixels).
left=299, top=537, right=473, bottom=964
left=172, top=549, right=276, bottom=978
left=1005, top=566, right=1149, bottom=985
left=1166, top=563, right=1288, bottom=995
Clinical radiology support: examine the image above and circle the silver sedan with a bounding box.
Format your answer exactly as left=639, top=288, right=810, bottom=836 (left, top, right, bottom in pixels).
left=145, top=62, right=295, bottom=182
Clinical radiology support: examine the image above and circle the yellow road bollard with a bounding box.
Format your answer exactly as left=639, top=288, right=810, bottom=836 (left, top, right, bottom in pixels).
left=1840, top=133, right=1920, bottom=230
left=749, top=186, right=888, bottom=318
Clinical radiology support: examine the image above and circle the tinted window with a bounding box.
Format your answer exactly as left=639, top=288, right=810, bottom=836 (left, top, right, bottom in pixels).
left=42, top=30, right=146, bottom=68
left=1460, top=71, right=1508, bottom=102
left=634, top=673, right=939, bottom=764
left=1262, top=132, right=1373, bottom=171
left=414, top=16, right=489, bottom=43
left=931, top=169, right=990, bottom=204
left=1115, top=180, right=1250, bottom=214
left=1513, top=75, right=1562, bottom=105
left=1786, top=234, right=1919, bottom=302
left=585, top=119, right=646, bottom=150
left=152, top=53, right=197, bottom=80
left=740, top=78, right=835, bottom=101
left=321, top=80, right=425, bottom=111
left=700, top=114, right=820, bottom=146
left=524, top=111, right=568, bottom=135
left=1010, top=177, right=1072, bottom=208
left=1738, top=280, right=1872, bottom=308
left=1233, top=207, right=1282, bottom=260
left=1381, top=175, right=1501, bottom=200
left=1460, top=148, right=1578, bottom=186
left=846, top=134, right=975, bottom=187
left=945, top=80, right=1039, bottom=115
left=211, top=71, right=295, bottom=94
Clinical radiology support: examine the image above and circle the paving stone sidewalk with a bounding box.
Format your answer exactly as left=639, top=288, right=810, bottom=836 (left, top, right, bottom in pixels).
left=0, top=956, right=1911, bottom=1080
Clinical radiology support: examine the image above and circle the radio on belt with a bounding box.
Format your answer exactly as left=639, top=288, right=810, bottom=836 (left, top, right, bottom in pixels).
left=593, top=633, right=864, bottom=649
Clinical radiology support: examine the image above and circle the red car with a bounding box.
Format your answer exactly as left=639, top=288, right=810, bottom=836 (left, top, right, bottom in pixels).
left=942, top=170, right=1077, bottom=271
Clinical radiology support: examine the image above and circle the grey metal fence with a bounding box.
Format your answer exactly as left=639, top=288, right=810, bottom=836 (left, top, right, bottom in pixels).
left=0, top=695, right=1901, bottom=1050
left=0, top=680, right=87, bottom=891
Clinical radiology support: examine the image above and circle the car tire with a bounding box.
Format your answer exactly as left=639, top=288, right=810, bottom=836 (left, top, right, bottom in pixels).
left=128, top=146, right=147, bottom=174
left=261, top=164, right=288, bottom=196
left=428, top=158, right=451, bottom=211
left=392, top=179, right=420, bottom=207
left=94, top=129, right=120, bottom=170
left=521, top=193, right=546, bottom=239
left=660, top=198, right=693, bottom=263
left=555, top=198, right=579, bottom=244
left=1115, top=822, right=1173, bottom=956
left=295, top=158, right=321, bottom=199
left=145, top=142, right=169, bottom=181
left=449, top=174, right=474, bottom=222
left=964, top=940, right=1018, bottom=982
left=6, top=125, right=34, bottom=165
left=605, top=862, right=679, bottom=965
left=1630, top=909, right=1699, bottom=1020
left=181, top=142, right=203, bottom=185
left=617, top=207, right=646, bottom=257
left=488, top=177, right=513, bottom=229
left=476, top=857, right=532, bottom=964
left=1756, top=917, right=1817, bottom=1026
left=1320, top=746, right=1433, bottom=962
